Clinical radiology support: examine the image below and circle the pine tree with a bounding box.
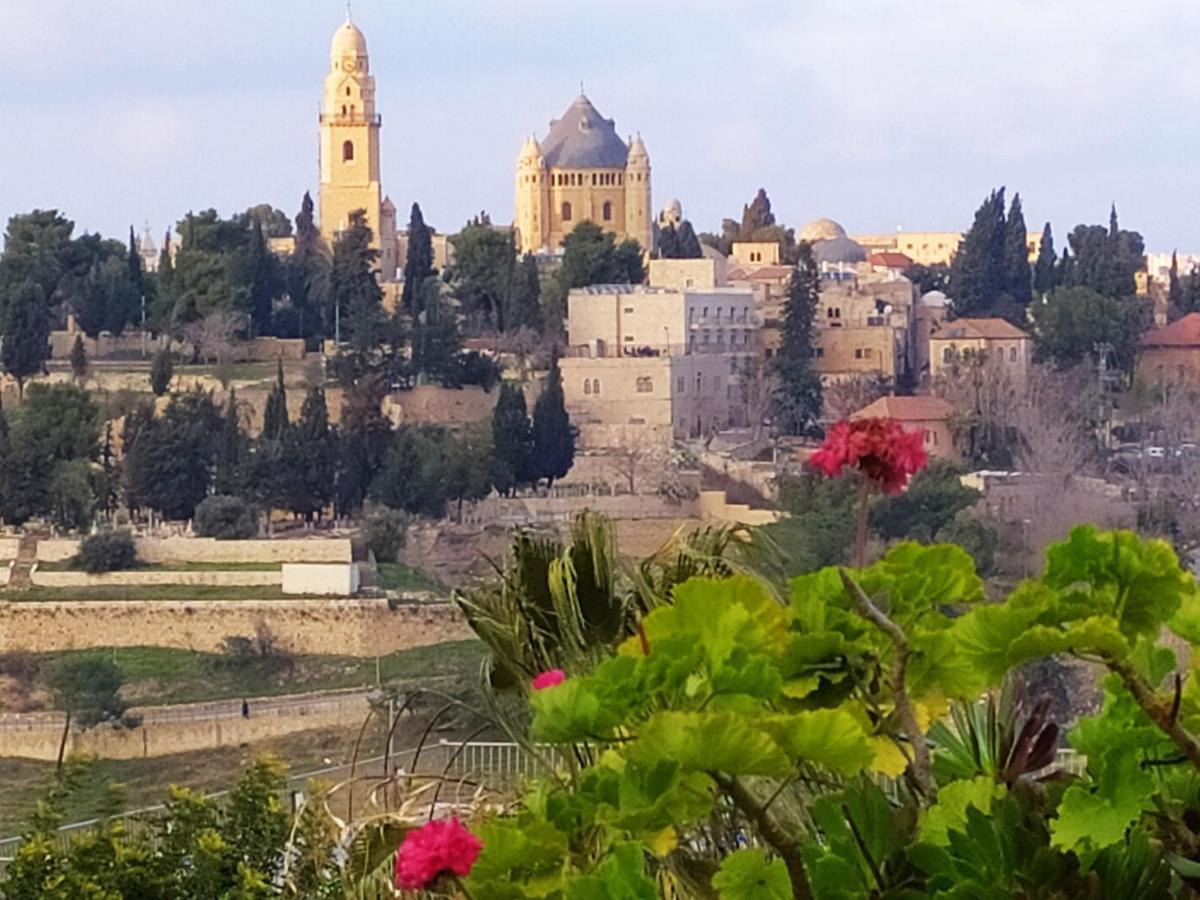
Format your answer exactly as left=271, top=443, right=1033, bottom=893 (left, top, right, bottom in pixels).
left=949, top=188, right=1006, bottom=318
left=508, top=253, right=543, bottom=332
left=491, top=382, right=532, bottom=496
left=150, top=347, right=174, bottom=397
left=69, top=334, right=88, bottom=383
left=1033, top=222, right=1057, bottom=296
left=676, top=220, right=703, bottom=259
left=285, top=387, right=334, bottom=520
left=401, top=203, right=434, bottom=316
left=214, top=390, right=246, bottom=497
left=1058, top=248, right=1074, bottom=288
left=741, top=189, right=776, bottom=233
left=530, top=353, right=576, bottom=487
left=1169, top=251, right=1184, bottom=320
left=245, top=217, right=276, bottom=337
left=0, top=279, right=50, bottom=398
left=1003, top=193, right=1031, bottom=305
left=261, top=361, right=289, bottom=441
left=288, top=191, right=321, bottom=339
left=773, top=244, right=823, bottom=436
left=1109, top=203, right=1120, bottom=239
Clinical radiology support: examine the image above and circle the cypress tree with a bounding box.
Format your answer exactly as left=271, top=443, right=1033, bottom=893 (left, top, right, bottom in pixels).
left=69, top=334, right=88, bottom=383
left=245, top=217, right=275, bottom=337
left=1033, top=222, right=1057, bottom=296
left=949, top=187, right=1006, bottom=318
left=286, top=387, right=334, bottom=521
left=214, top=390, right=246, bottom=497
left=331, top=210, right=384, bottom=351
left=676, top=220, right=703, bottom=259
left=773, top=243, right=823, bottom=436
left=150, top=347, right=174, bottom=397
left=289, top=191, right=320, bottom=338
left=401, top=203, right=434, bottom=316
left=491, top=382, right=532, bottom=496
left=1003, top=193, right=1031, bottom=305
left=531, top=353, right=576, bottom=487
left=741, top=188, right=776, bottom=233
left=261, top=360, right=289, bottom=440
left=1169, top=251, right=1184, bottom=320
left=657, top=223, right=680, bottom=259
left=1058, top=247, right=1074, bottom=288
left=127, top=225, right=144, bottom=296
left=0, top=279, right=50, bottom=398
left=508, top=253, right=543, bottom=333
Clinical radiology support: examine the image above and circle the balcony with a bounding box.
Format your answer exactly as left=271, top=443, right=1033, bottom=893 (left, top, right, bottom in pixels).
left=319, top=112, right=382, bottom=126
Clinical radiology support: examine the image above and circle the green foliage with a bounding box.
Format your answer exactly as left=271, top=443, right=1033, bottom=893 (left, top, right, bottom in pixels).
left=545, top=221, right=645, bottom=328
left=401, top=202, right=434, bottom=316
left=1063, top=210, right=1145, bottom=299
left=193, top=495, right=258, bottom=540
left=1, top=278, right=51, bottom=392
left=68, top=334, right=87, bottom=382
left=74, top=530, right=138, bottom=573
left=712, top=849, right=792, bottom=899
left=530, top=353, right=576, bottom=486
left=773, top=243, right=823, bottom=435
left=491, top=381, right=533, bottom=494
left=1034, top=221, right=1058, bottom=296
left=1031, top=285, right=1146, bottom=374
left=43, top=655, right=125, bottom=728
left=949, top=187, right=1009, bottom=319
left=870, top=460, right=981, bottom=542
left=331, top=208, right=384, bottom=351
left=149, top=347, right=174, bottom=396
left=449, top=219, right=516, bottom=330
left=122, top=389, right=222, bottom=520
left=509, top=252, right=544, bottom=332
left=762, top=472, right=858, bottom=575
left=363, top=505, right=408, bottom=563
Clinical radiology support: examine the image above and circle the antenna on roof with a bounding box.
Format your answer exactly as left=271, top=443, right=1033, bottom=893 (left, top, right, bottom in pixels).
left=346, top=1, right=353, bottom=21
left=579, top=79, right=585, bottom=95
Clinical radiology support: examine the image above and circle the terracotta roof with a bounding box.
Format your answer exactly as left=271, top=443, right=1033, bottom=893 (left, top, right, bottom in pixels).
left=1142, top=312, right=1200, bottom=347
left=870, top=252, right=913, bottom=268
left=850, top=395, right=954, bottom=422
left=932, top=317, right=1028, bottom=341
left=727, top=264, right=792, bottom=282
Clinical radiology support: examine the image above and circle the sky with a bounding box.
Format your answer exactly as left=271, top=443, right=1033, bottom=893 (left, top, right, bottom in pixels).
left=2, top=0, right=1199, bottom=252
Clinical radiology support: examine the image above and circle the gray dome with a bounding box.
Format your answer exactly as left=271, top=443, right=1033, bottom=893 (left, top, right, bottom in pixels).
left=812, top=235, right=866, bottom=265
left=800, top=218, right=848, bottom=242
left=540, top=95, right=630, bottom=169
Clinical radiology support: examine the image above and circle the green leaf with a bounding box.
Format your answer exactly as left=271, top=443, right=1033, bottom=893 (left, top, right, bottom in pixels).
left=627, top=711, right=792, bottom=776
left=1051, top=748, right=1155, bottom=851
left=919, top=776, right=1004, bottom=845
left=465, top=811, right=571, bottom=897
left=712, top=848, right=793, bottom=899
left=760, top=709, right=874, bottom=775
left=566, top=843, right=657, bottom=900
left=530, top=655, right=638, bottom=743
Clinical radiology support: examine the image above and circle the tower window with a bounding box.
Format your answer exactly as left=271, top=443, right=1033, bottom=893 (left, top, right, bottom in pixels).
left=346, top=87, right=351, bottom=96
left=342, top=140, right=355, bottom=162
left=561, top=201, right=572, bottom=222
left=602, top=201, right=613, bottom=222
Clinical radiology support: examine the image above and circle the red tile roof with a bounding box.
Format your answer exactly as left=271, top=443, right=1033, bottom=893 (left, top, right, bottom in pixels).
left=932, top=317, right=1029, bottom=340
left=851, top=395, right=954, bottom=422
left=870, top=252, right=914, bottom=268
left=1142, top=312, right=1200, bottom=347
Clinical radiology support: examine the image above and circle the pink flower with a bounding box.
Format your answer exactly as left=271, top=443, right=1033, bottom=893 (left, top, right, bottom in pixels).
left=810, top=418, right=928, bottom=495
left=532, top=669, right=566, bottom=691
left=395, top=817, right=482, bottom=890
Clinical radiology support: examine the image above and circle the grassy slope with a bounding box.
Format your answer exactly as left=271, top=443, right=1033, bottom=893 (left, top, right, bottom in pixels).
left=377, top=562, right=449, bottom=595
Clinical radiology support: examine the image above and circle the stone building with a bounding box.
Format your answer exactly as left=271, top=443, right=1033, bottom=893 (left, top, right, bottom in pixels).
left=514, top=94, right=653, bottom=255
left=560, top=285, right=761, bottom=444
left=318, top=17, right=398, bottom=281
left=851, top=395, right=958, bottom=461
left=928, top=318, right=1031, bottom=380
left=1138, top=313, right=1200, bottom=385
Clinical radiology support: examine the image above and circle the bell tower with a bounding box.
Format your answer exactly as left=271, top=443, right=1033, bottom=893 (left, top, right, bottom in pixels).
left=319, top=16, right=396, bottom=279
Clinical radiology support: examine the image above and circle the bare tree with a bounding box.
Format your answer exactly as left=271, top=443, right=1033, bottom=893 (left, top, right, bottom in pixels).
left=184, top=311, right=249, bottom=366
left=823, top=373, right=890, bottom=421
left=607, top=430, right=673, bottom=494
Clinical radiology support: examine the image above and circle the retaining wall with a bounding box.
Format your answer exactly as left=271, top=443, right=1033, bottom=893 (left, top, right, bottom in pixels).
left=30, top=571, right=282, bottom=588
left=35, top=537, right=352, bottom=564
left=0, top=599, right=470, bottom=656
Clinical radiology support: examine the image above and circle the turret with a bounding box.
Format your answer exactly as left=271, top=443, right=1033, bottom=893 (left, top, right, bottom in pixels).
left=625, top=133, right=652, bottom=254
left=515, top=135, right=548, bottom=253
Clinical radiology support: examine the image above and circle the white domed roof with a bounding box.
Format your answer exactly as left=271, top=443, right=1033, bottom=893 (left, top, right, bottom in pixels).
left=663, top=198, right=682, bottom=218
left=331, top=20, right=367, bottom=59
left=800, top=218, right=848, bottom=243
left=920, top=290, right=949, bottom=307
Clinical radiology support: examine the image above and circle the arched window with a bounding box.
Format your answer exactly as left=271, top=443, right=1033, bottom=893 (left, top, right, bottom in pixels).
left=592, top=379, right=600, bottom=394
left=602, top=201, right=613, bottom=222
left=342, top=140, right=355, bottom=162
left=584, top=380, right=591, bottom=395
left=636, top=376, right=653, bottom=393
left=561, top=201, right=573, bottom=222
left=1009, top=346, right=1017, bottom=362
left=943, top=346, right=954, bottom=363
left=346, top=87, right=351, bottom=96
left=341, top=105, right=347, bottom=115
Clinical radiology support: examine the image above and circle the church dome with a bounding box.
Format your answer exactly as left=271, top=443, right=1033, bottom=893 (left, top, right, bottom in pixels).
left=662, top=198, right=682, bottom=219
left=331, top=19, right=367, bottom=59
left=799, top=218, right=848, bottom=243
left=540, top=95, right=630, bottom=168
left=812, top=235, right=867, bottom=265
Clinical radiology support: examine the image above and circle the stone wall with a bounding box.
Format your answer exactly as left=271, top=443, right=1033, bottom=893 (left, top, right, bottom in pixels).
left=0, top=690, right=370, bottom=761
left=0, top=599, right=470, bottom=656
left=31, top=570, right=282, bottom=588
left=0, top=539, right=17, bottom=560
left=35, top=537, right=352, bottom=564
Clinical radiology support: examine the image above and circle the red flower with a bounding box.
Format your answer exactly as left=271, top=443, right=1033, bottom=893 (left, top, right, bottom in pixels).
left=395, top=817, right=482, bottom=890
left=810, top=418, right=928, bottom=495
left=532, top=669, right=566, bottom=690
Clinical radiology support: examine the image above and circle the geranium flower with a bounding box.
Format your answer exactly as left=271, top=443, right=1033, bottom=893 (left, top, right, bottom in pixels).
left=810, top=418, right=928, bottom=495
left=532, top=669, right=566, bottom=690
left=395, top=817, right=482, bottom=890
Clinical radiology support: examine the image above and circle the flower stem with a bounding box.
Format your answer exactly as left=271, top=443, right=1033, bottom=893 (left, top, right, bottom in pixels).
left=855, top=478, right=870, bottom=568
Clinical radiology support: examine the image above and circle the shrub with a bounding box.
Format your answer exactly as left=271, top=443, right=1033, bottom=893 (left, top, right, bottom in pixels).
left=363, top=506, right=408, bottom=563
left=73, top=530, right=138, bottom=574
left=193, top=495, right=258, bottom=540
left=149, top=348, right=174, bottom=397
